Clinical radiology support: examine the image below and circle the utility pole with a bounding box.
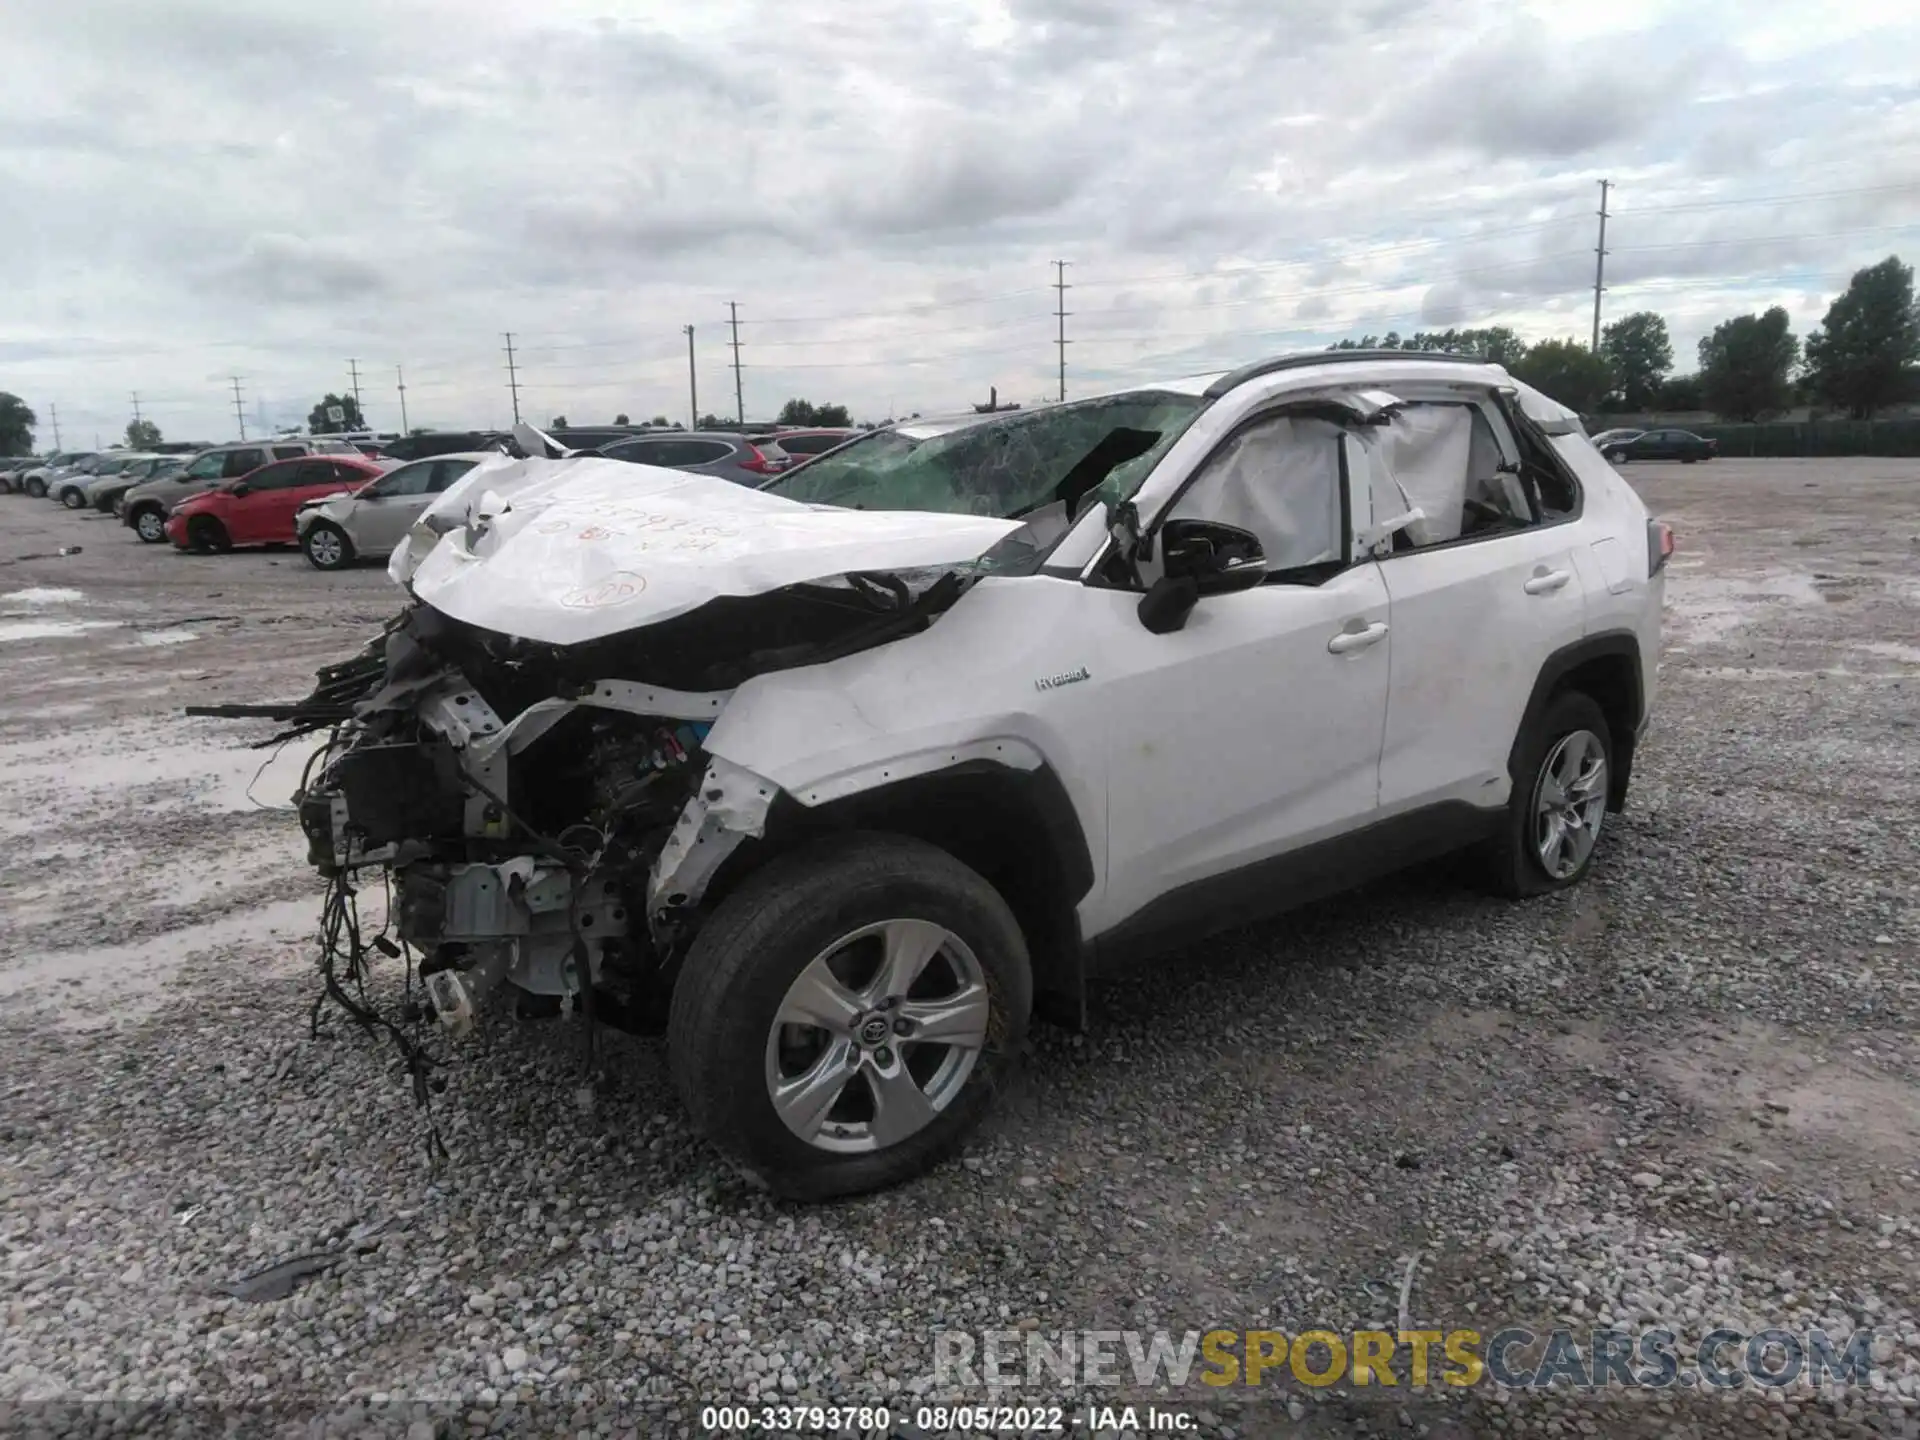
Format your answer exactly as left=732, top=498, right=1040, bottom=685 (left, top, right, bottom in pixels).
left=230, top=377, right=247, bottom=440
left=130, top=392, right=142, bottom=426
left=728, top=302, right=745, bottom=425
left=1591, top=179, right=1611, bottom=353
left=684, top=325, right=698, bottom=430
left=50, top=403, right=62, bottom=450
left=396, top=364, right=410, bottom=435
left=1052, top=260, right=1072, bottom=402
left=502, top=333, right=522, bottom=423
left=347, top=357, right=364, bottom=427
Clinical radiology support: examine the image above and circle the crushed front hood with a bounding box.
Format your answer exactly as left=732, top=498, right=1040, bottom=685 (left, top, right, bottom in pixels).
left=390, top=455, right=1021, bottom=645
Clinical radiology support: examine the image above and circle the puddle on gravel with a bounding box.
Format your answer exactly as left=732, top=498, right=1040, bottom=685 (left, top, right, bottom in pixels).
left=3, top=586, right=87, bottom=607
left=0, top=619, right=121, bottom=643
left=0, top=896, right=331, bottom=1027
left=1664, top=567, right=1825, bottom=648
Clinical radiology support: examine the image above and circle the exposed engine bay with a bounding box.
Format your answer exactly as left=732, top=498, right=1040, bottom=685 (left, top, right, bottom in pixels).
left=220, top=572, right=975, bottom=1056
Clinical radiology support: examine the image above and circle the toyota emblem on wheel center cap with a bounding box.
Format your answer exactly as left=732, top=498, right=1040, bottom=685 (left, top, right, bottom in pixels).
left=858, top=1015, right=891, bottom=1046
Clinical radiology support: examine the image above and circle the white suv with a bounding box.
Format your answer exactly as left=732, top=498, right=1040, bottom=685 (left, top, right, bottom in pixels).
left=235, top=351, right=1669, bottom=1200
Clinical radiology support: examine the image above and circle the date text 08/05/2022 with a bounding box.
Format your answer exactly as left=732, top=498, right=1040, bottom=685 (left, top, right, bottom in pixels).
left=699, top=1405, right=1196, bottom=1434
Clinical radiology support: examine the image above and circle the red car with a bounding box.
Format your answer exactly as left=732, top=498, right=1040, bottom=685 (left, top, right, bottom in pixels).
left=165, top=455, right=391, bottom=553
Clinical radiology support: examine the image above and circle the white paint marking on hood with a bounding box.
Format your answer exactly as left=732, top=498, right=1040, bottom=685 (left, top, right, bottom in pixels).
left=390, top=454, right=1022, bottom=645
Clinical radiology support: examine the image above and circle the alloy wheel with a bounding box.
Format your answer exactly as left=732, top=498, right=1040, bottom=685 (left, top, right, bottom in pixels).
left=763, top=918, right=990, bottom=1154
left=1532, top=728, right=1608, bottom=879
left=306, top=528, right=345, bottom=568
left=136, top=510, right=165, bottom=542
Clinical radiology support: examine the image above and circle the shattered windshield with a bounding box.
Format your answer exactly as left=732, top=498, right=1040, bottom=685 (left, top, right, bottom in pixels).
left=762, top=390, right=1208, bottom=519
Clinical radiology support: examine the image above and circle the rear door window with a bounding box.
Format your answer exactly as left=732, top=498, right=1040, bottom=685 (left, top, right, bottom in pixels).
left=222, top=448, right=267, bottom=478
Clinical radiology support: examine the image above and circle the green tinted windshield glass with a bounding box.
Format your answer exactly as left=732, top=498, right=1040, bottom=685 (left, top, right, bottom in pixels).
left=763, top=391, right=1208, bottom=518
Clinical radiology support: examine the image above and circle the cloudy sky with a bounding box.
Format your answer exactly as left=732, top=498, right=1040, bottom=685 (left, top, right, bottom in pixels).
left=3, top=0, right=1918, bottom=445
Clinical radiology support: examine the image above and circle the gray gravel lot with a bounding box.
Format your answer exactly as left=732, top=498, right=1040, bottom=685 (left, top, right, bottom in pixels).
left=1, top=459, right=1916, bottom=1439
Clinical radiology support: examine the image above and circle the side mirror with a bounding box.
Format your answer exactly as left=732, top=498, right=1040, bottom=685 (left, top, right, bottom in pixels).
left=230, top=482, right=251, bottom=497
left=1136, top=519, right=1266, bottom=633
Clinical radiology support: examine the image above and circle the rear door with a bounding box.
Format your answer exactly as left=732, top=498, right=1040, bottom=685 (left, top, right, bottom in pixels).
left=1370, top=396, right=1590, bottom=818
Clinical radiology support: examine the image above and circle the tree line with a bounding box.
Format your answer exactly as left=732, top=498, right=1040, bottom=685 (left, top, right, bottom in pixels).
left=1332, top=255, right=1920, bottom=423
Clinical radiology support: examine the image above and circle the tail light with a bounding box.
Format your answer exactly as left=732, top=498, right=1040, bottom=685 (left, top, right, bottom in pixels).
left=1647, top=518, right=1675, bottom=576
left=736, top=443, right=775, bottom=475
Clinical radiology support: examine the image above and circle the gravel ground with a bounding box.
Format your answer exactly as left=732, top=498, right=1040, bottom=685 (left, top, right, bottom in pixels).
left=1, top=460, right=1916, bottom=1440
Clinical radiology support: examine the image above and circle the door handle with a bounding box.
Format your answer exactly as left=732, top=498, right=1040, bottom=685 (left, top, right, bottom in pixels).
left=1524, top=568, right=1572, bottom=595
left=1327, top=620, right=1388, bottom=654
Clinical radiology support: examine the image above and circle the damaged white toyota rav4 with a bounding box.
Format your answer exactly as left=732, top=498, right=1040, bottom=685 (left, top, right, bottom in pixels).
left=216, top=351, right=1670, bottom=1200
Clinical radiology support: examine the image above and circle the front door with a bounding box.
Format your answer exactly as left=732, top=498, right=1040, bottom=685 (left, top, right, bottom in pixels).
left=1088, top=410, right=1391, bottom=940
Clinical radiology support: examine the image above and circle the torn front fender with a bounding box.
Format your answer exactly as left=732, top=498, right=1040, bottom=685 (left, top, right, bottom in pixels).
left=647, top=754, right=778, bottom=926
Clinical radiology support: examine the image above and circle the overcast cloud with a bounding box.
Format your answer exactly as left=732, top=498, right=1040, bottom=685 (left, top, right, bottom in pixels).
left=3, top=0, right=1918, bottom=442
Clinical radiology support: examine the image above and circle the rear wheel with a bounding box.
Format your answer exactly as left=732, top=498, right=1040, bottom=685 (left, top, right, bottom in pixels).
left=60, top=486, right=87, bottom=509
left=302, top=521, right=353, bottom=570
left=186, top=516, right=230, bottom=554
left=1477, top=690, right=1613, bottom=898
left=1604, top=449, right=1627, bottom=463
left=24, top=477, right=46, bottom=498
left=670, top=832, right=1031, bottom=1201
left=133, top=507, right=168, bottom=543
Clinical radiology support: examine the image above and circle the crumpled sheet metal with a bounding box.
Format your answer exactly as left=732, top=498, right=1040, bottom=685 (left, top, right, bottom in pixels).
left=388, top=455, right=1020, bottom=646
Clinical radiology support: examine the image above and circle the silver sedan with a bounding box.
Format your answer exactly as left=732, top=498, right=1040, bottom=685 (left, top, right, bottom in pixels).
left=294, top=453, right=487, bottom=569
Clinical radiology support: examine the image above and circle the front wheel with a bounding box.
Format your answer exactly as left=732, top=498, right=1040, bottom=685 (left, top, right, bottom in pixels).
left=60, top=487, right=87, bottom=509
left=669, top=832, right=1032, bottom=1201
left=186, top=516, right=230, bottom=553
left=133, top=507, right=168, bottom=543
left=1477, top=690, right=1613, bottom=898
left=1604, top=449, right=1627, bottom=463
left=24, top=478, right=46, bottom=498
left=302, top=521, right=354, bottom=570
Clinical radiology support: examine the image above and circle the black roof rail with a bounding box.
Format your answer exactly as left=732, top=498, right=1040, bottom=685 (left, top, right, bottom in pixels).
left=1202, top=348, right=1497, bottom=400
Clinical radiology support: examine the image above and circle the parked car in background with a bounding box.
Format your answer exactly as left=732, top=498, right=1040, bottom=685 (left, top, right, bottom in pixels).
left=295, top=453, right=487, bottom=569
left=164, top=454, right=393, bottom=553
left=121, top=438, right=361, bottom=542
left=51, top=452, right=159, bottom=508
left=1598, top=428, right=1716, bottom=463
left=18, top=451, right=98, bottom=498
left=596, top=430, right=788, bottom=484
left=87, top=455, right=185, bottom=512
left=0, top=457, right=44, bottom=493
left=1588, top=428, right=1643, bottom=449
left=378, top=431, right=512, bottom=462
left=548, top=426, right=647, bottom=453
left=771, top=427, right=861, bottom=467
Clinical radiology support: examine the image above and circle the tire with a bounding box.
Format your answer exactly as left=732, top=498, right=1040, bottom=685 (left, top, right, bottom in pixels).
left=1604, top=449, right=1626, bottom=463
left=1681, top=456, right=1696, bottom=464
left=1477, top=690, right=1614, bottom=899
left=669, top=831, right=1032, bottom=1201
left=24, top=478, right=46, bottom=498
left=302, top=521, right=354, bottom=570
left=133, top=506, right=168, bottom=543
left=185, top=516, right=230, bottom=554
left=60, top=487, right=86, bottom=509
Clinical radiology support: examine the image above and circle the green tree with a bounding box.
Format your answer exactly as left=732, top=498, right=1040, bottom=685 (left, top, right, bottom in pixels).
left=1601, top=312, right=1674, bottom=410
left=307, top=393, right=365, bottom=433
left=649, top=415, right=669, bottom=427
left=1803, top=256, right=1920, bottom=419
left=613, top=412, right=630, bottom=425
left=1330, top=326, right=1525, bottom=366
left=776, top=398, right=852, bottom=427
left=1509, top=339, right=1613, bottom=412
left=1, top=392, right=38, bottom=455
left=1698, top=308, right=1798, bottom=422
left=1655, top=373, right=1704, bottom=411
left=549, top=414, right=569, bottom=429
left=125, top=418, right=163, bottom=449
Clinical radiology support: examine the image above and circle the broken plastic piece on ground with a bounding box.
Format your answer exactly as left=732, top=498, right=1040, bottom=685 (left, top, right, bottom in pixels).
left=219, top=1251, right=343, bottom=1303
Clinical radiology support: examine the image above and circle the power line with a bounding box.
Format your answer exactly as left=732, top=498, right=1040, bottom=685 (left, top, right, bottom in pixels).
left=229, top=377, right=247, bottom=440
left=502, top=333, right=522, bottom=423
left=1053, top=260, right=1071, bottom=403
left=1592, top=178, right=1611, bottom=352
left=728, top=302, right=744, bottom=425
